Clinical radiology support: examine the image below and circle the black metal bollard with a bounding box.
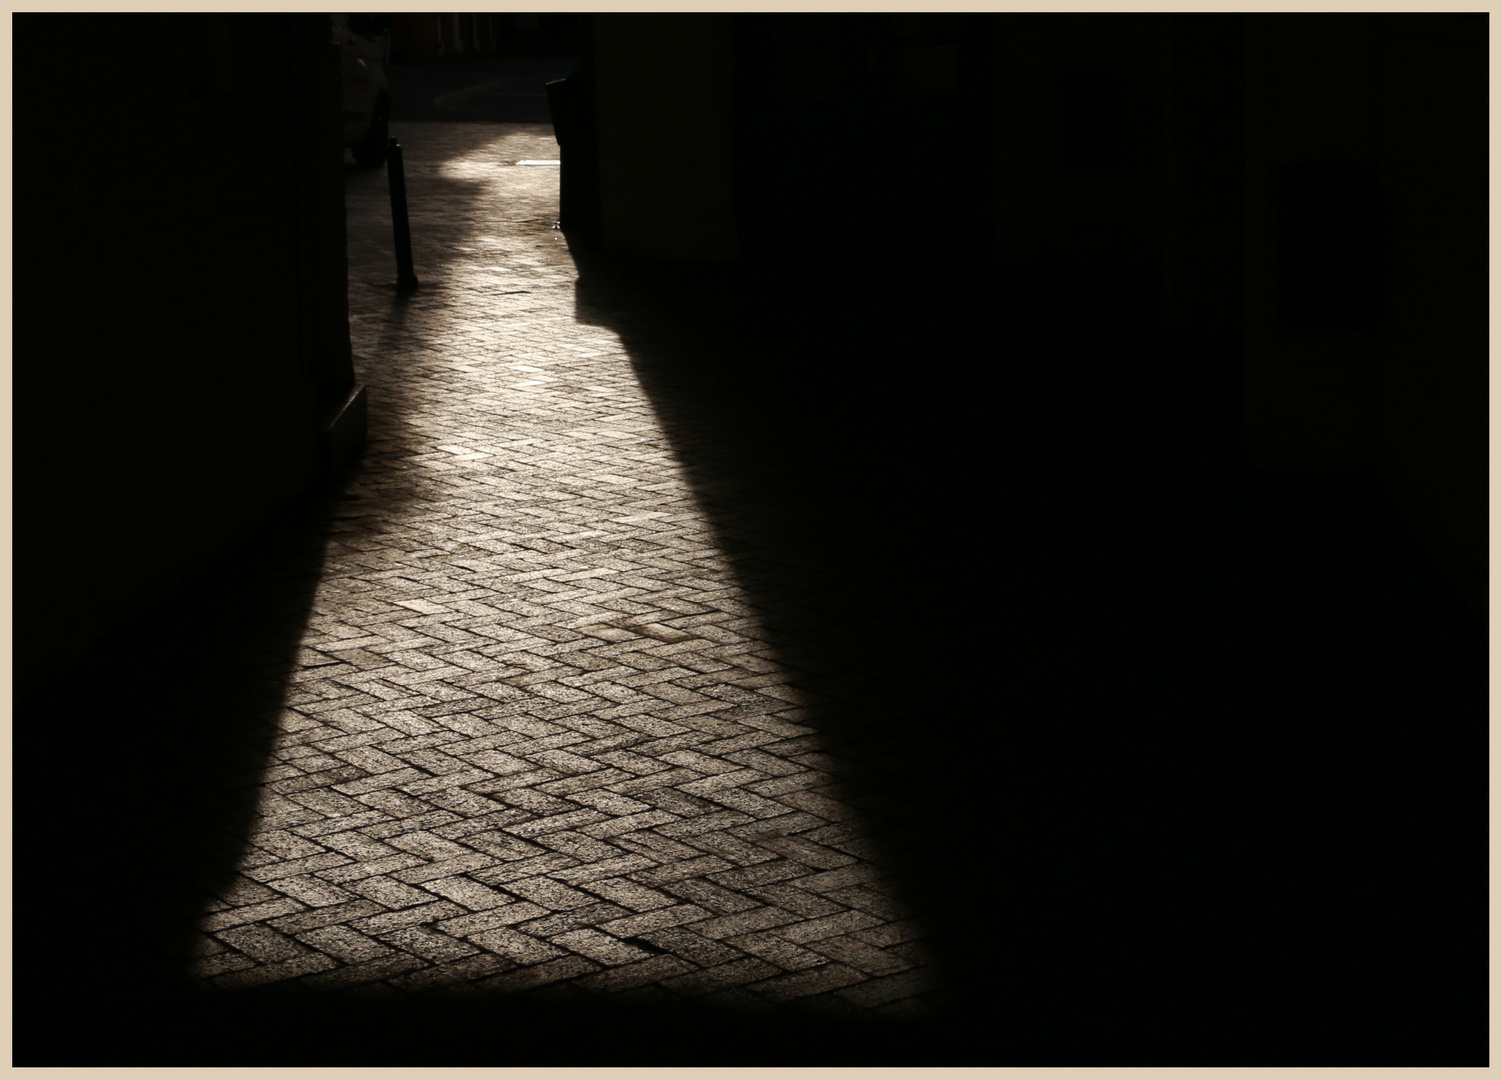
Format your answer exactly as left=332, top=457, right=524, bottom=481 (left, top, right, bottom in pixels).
left=387, top=137, right=418, bottom=293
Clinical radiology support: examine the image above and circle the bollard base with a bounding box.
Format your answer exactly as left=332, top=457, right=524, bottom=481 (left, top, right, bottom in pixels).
left=315, top=382, right=368, bottom=485
left=388, top=137, right=419, bottom=296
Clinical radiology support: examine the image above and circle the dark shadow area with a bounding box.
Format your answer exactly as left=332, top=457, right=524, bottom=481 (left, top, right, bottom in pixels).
left=729, top=14, right=996, bottom=272
left=87, top=985, right=935, bottom=1066
left=17, top=480, right=347, bottom=1040
left=564, top=239, right=1486, bottom=1063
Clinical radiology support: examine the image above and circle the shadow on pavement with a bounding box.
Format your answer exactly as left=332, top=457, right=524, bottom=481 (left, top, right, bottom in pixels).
left=565, top=242, right=1487, bottom=1063
left=17, top=483, right=347, bottom=1045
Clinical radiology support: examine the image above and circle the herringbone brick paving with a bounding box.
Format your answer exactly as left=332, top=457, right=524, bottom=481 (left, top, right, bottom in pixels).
left=185, top=122, right=939, bottom=1017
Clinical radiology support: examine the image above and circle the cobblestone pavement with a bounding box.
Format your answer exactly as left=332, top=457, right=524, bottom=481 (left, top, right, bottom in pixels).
left=186, top=123, right=940, bottom=1024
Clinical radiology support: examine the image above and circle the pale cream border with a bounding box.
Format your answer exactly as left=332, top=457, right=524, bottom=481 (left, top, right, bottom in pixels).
left=4, top=2, right=1492, bottom=1078
left=1, top=14, right=10, bottom=1080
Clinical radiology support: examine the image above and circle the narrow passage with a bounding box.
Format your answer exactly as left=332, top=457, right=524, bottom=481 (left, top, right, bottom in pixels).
left=191, top=123, right=935, bottom=1018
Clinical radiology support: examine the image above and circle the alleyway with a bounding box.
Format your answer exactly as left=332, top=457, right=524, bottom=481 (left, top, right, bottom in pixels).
left=204, top=122, right=940, bottom=1020
left=20, top=117, right=1483, bottom=1067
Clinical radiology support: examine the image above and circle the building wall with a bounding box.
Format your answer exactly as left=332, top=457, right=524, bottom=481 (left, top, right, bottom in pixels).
left=390, top=14, right=585, bottom=62
left=1240, top=14, right=1486, bottom=600
left=14, top=14, right=354, bottom=691
left=1242, top=15, right=1380, bottom=477
left=591, top=14, right=739, bottom=263
left=1159, top=16, right=1246, bottom=451
left=729, top=13, right=994, bottom=275
left=574, top=13, right=1483, bottom=604
left=989, top=14, right=1169, bottom=308
left=1368, top=17, right=1487, bottom=602
left=392, top=14, right=499, bottom=61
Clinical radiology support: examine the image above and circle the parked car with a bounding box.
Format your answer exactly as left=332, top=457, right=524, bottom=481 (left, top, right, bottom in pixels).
left=334, top=14, right=390, bottom=167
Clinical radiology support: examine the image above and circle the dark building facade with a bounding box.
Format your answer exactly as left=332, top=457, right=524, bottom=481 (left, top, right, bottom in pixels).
left=16, top=14, right=364, bottom=693
left=568, top=14, right=1485, bottom=610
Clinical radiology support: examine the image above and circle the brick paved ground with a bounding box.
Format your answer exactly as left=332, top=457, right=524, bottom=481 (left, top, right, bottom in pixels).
left=179, top=121, right=941, bottom=1021
left=18, top=120, right=1483, bottom=1066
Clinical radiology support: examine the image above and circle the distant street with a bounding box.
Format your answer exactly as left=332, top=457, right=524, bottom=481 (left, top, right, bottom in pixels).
left=386, top=57, right=579, bottom=124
